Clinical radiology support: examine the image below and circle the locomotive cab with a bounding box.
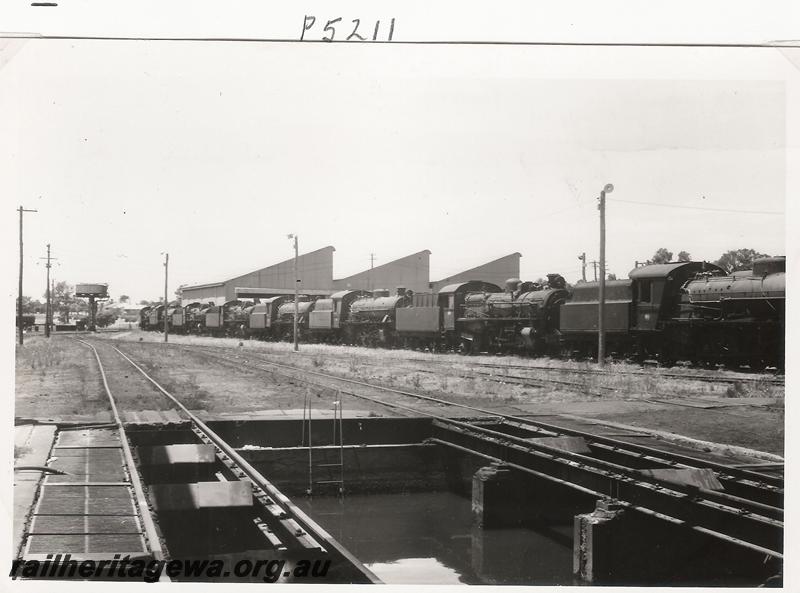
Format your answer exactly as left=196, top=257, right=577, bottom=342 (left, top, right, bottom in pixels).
left=309, top=290, right=370, bottom=332
left=147, top=305, right=165, bottom=329
left=629, top=261, right=725, bottom=332
left=167, top=302, right=184, bottom=331
left=248, top=295, right=290, bottom=339
left=346, top=288, right=415, bottom=346
left=443, top=281, right=503, bottom=330
left=752, top=256, right=785, bottom=276
left=139, top=306, right=152, bottom=330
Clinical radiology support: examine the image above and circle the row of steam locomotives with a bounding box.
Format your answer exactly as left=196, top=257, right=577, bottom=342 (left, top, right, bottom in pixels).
left=139, top=258, right=785, bottom=368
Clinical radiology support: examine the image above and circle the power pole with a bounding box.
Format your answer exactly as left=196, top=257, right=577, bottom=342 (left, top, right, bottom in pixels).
left=591, top=260, right=598, bottom=282
left=597, top=183, right=614, bottom=367
left=163, top=253, right=169, bottom=343
left=288, top=234, right=299, bottom=352
left=578, top=252, right=587, bottom=282
left=17, top=206, right=38, bottom=345
left=39, top=244, right=57, bottom=337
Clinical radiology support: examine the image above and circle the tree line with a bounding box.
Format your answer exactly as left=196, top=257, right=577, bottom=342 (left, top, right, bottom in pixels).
left=20, top=282, right=135, bottom=328
left=642, top=247, right=772, bottom=273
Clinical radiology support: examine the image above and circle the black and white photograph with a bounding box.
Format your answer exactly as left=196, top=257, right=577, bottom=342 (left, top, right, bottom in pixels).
left=2, top=1, right=795, bottom=588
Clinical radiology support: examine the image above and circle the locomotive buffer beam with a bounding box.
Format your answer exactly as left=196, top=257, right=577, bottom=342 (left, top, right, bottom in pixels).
left=428, top=419, right=782, bottom=558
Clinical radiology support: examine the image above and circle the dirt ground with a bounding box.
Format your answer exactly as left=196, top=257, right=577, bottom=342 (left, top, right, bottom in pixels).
left=14, top=331, right=785, bottom=456
left=14, top=335, right=108, bottom=419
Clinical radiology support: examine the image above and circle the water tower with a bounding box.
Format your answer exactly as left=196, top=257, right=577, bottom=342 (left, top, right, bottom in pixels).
left=75, top=283, right=109, bottom=332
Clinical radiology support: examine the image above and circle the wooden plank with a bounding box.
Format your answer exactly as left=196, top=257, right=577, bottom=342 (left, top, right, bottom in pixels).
left=26, top=534, right=146, bottom=554
left=526, top=436, right=591, bottom=454
left=149, top=481, right=253, bottom=511
left=30, top=515, right=142, bottom=535
left=138, top=444, right=216, bottom=465
left=640, top=468, right=724, bottom=491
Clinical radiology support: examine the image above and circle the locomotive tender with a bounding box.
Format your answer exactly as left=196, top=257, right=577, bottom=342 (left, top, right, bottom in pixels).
left=139, top=256, right=785, bottom=367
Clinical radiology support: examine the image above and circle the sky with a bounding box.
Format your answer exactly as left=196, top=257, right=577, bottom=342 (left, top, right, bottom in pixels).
left=0, top=40, right=793, bottom=303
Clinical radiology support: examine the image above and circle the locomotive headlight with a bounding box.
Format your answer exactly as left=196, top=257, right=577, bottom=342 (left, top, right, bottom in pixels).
left=604, top=184, right=614, bottom=193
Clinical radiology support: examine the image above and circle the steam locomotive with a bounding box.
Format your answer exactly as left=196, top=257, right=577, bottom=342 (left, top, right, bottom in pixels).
left=140, top=257, right=785, bottom=367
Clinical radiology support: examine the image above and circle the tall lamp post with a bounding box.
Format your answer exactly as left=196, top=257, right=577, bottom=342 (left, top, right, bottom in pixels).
left=288, top=234, right=299, bottom=352
left=597, top=183, right=614, bottom=367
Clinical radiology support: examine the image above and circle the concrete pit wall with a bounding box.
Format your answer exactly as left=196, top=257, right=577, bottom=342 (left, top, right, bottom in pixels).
left=126, top=418, right=781, bottom=586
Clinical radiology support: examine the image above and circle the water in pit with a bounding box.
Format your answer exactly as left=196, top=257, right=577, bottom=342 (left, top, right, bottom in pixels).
left=298, top=491, right=576, bottom=585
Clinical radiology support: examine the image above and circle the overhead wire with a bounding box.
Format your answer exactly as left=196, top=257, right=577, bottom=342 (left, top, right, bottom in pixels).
left=608, top=198, right=783, bottom=216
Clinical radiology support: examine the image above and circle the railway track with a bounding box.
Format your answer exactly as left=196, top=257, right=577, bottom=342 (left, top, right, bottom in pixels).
left=178, top=345, right=782, bottom=470
left=74, top=339, right=380, bottom=584
left=176, top=338, right=783, bottom=387
left=16, top=341, right=169, bottom=575
left=141, top=340, right=781, bottom=410
left=465, top=360, right=784, bottom=386
left=70, top=337, right=782, bottom=562
left=127, top=342, right=782, bottom=559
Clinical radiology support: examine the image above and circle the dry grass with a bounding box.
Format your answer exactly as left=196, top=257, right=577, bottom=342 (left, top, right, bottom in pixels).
left=15, top=337, right=108, bottom=419
left=91, top=330, right=784, bottom=454
left=16, top=339, right=65, bottom=372
left=105, top=331, right=784, bottom=406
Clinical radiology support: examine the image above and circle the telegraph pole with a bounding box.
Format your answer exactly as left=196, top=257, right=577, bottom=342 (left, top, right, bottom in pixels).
left=163, top=253, right=169, bottom=343
left=288, top=234, right=299, bottom=352
left=591, top=261, right=598, bottom=282
left=18, top=206, right=38, bottom=345
left=39, top=244, right=57, bottom=337
left=578, top=252, right=587, bottom=282
left=597, top=183, right=614, bottom=367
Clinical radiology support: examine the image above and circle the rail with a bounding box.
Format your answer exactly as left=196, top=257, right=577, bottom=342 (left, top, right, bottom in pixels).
left=149, top=343, right=782, bottom=557
left=85, top=340, right=380, bottom=584
left=76, top=339, right=168, bottom=577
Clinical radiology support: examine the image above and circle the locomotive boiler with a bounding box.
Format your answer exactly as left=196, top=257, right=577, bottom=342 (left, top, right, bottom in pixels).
left=347, top=288, right=413, bottom=346
left=274, top=297, right=317, bottom=341
left=205, top=300, right=251, bottom=337
left=459, top=275, right=569, bottom=354
left=663, top=257, right=785, bottom=368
